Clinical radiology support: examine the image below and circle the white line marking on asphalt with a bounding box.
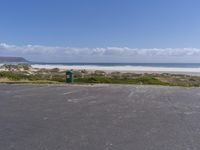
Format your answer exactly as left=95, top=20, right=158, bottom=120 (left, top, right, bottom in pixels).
left=128, top=90, right=134, bottom=98
left=63, top=92, right=73, bottom=95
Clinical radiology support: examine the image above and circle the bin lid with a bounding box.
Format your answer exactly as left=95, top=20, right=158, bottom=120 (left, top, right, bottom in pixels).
left=66, top=70, right=73, bottom=74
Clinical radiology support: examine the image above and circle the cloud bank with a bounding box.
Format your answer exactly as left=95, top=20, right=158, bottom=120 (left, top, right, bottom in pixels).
left=1, top=43, right=200, bottom=58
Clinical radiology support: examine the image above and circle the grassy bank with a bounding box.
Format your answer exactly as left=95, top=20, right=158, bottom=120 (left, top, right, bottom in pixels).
left=0, top=72, right=192, bottom=87
left=1, top=64, right=200, bottom=87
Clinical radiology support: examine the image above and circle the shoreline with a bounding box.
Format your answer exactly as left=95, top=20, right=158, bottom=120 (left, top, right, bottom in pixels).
left=2, top=63, right=200, bottom=76
left=1, top=64, right=200, bottom=87
left=30, top=64, right=200, bottom=76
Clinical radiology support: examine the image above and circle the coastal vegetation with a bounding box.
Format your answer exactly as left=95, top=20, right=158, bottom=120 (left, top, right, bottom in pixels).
left=0, top=64, right=200, bottom=87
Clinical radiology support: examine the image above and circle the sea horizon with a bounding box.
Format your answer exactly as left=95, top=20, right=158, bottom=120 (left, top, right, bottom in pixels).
left=28, top=62, right=200, bottom=68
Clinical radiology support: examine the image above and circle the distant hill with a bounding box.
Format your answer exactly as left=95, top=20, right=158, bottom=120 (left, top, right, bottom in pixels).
left=0, top=56, right=29, bottom=63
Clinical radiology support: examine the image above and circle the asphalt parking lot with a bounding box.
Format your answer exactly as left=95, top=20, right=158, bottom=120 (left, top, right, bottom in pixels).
left=0, top=84, right=200, bottom=150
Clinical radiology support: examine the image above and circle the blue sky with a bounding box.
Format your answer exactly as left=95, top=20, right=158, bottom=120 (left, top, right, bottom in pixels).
left=0, top=0, right=200, bottom=62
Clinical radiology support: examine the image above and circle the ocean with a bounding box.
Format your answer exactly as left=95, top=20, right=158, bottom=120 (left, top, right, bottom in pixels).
left=30, top=63, right=200, bottom=68
left=1, top=62, right=200, bottom=73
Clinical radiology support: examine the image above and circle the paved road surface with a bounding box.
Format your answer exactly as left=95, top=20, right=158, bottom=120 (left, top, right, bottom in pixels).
left=0, top=84, right=200, bottom=150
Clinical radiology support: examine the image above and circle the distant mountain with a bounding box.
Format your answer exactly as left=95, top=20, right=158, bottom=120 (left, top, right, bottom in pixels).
left=0, top=56, right=29, bottom=63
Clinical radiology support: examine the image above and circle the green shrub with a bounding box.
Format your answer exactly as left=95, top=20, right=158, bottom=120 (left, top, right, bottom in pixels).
left=0, top=71, right=26, bottom=80
left=50, top=68, right=60, bottom=73
left=94, top=70, right=106, bottom=76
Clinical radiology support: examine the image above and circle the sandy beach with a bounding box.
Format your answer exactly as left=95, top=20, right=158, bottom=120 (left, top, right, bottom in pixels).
left=30, top=64, right=200, bottom=76
left=2, top=63, right=200, bottom=76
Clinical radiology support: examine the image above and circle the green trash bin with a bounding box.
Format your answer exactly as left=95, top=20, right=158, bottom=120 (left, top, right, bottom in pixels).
left=66, top=70, right=74, bottom=83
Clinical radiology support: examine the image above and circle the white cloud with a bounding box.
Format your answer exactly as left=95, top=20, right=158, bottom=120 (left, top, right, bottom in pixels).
left=1, top=43, right=200, bottom=57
